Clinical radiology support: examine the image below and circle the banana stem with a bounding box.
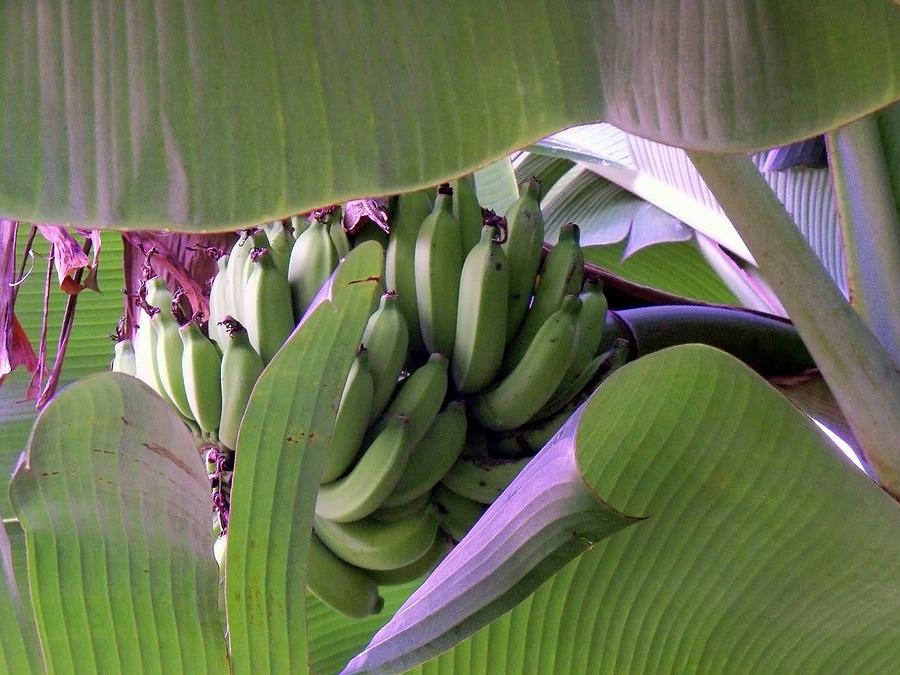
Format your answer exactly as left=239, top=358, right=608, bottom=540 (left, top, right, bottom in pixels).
left=687, top=151, right=900, bottom=499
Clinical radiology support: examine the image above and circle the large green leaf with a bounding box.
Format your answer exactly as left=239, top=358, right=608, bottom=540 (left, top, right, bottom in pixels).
left=352, top=345, right=900, bottom=673
left=0, top=2, right=895, bottom=230
left=224, top=243, right=383, bottom=673
left=8, top=373, right=228, bottom=673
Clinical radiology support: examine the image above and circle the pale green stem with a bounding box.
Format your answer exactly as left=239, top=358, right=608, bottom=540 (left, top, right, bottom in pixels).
left=826, top=116, right=900, bottom=366
left=687, top=151, right=900, bottom=499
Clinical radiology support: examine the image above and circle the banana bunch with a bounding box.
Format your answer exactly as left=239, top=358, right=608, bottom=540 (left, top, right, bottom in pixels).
left=112, top=175, right=625, bottom=620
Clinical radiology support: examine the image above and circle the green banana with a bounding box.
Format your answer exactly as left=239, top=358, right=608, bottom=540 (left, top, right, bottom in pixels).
left=328, top=209, right=352, bottom=258
left=244, top=247, right=295, bottom=364
left=362, top=291, right=409, bottom=421
left=501, top=222, right=583, bottom=373
left=179, top=320, right=223, bottom=437
left=368, top=536, right=450, bottom=586
left=385, top=189, right=432, bottom=354
left=288, top=217, right=339, bottom=321
left=263, top=220, right=294, bottom=274
left=441, top=455, right=531, bottom=504
left=111, top=339, right=136, bottom=376
left=414, top=185, right=462, bottom=356
left=370, top=490, right=432, bottom=523
left=306, top=533, right=384, bottom=618
left=533, top=352, right=606, bottom=421
left=213, top=534, right=227, bottom=576
left=316, top=416, right=413, bottom=523
left=225, top=231, right=257, bottom=324
left=451, top=224, right=509, bottom=394
left=151, top=310, right=196, bottom=421
left=321, top=347, right=375, bottom=484
left=352, top=221, right=389, bottom=250
left=381, top=400, right=467, bottom=509
left=452, top=173, right=483, bottom=257
left=133, top=307, right=166, bottom=397
left=144, top=276, right=173, bottom=311
left=431, top=484, right=486, bottom=542
left=218, top=318, right=265, bottom=451
left=291, top=214, right=310, bottom=239
left=371, top=352, right=449, bottom=444
left=238, top=230, right=271, bottom=315
left=207, top=254, right=231, bottom=347
left=502, top=177, right=545, bottom=340
left=566, top=278, right=607, bottom=379
left=471, top=295, right=581, bottom=431
left=314, top=511, right=440, bottom=571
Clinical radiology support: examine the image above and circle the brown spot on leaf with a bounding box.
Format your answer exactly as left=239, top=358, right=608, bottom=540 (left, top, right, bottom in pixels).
left=142, top=442, right=194, bottom=475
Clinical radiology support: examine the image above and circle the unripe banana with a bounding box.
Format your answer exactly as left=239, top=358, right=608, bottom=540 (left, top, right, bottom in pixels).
left=502, top=177, right=545, bottom=340
left=244, top=247, right=295, bottom=364
left=225, top=232, right=257, bottom=324
left=263, top=220, right=294, bottom=274
left=414, top=186, right=462, bottom=355
left=362, top=291, right=409, bottom=421
left=306, top=533, right=384, bottom=618
left=385, top=189, right=432, bottom=354
left=321, top=347, right=375, bottom=484
left=133, top=307, right=166, bottom=398
left=382, top=400, right=467, bottom=509
left=314, top=512, right=440, bottom=572
left=207, top=254, right=231, bottom=347
left=368, top=536, right=450, bottom=586
left=144, top=276, right=173, bottom=312
left=352, top=221, right=389, bottom=250
left=111, top=339, right=136, bottom=376
left=370, top=490, right=432, bottom=523
left=179, top=320, right=223, bottom=437
left=218, top=319, right=265, bottom=451
left=370, top=353, right=449, bottom=445
left=502, top=222, right=583, bottom=373
left=316, top=416, right=413, bottom=523
left=441, top=455, right=531, bottom=504
left=238, top=230, right=271, bottom=314
left=213, top=533, right=227, bottom=576
left=451, top=224, right=509, bottom=394
left=288, top=217, right=339, bottom=321
left=431, top=484, right=486, bottom=542
left=567, top=278, right=607, bottom=379
left=472, top=296, right=581, bottom=431
left=534, top=352, right=605, bottom=422
left=452, top=173, right=483, bottom=257
left=328, top=209, right=351, bottom=259
left=151, top=310, right=196, bottom=421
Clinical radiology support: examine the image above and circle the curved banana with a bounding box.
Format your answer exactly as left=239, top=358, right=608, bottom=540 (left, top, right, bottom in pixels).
left=327, top=209, right=351, bottom=259
left=133, top=307, right=166, bottom=398
left=316, top=417, right=413, bottom=523
left=359, top=292, right=407, bottom=420
left=111, top=339, right=136, bottom=376
left=144, top=276, right=173, bottom=312
left=502, top=177, right=545, bottom=340
left=431, top=484, right=486, bottom=542
left=534, top=352, right=605, bottom=421
left=291, top=214, right=310, bottom=239
left=213, top=534, right=227, bottom=576
left=452, top=173, right=483, bottom=257
left=314, top=512, right=440, bottom=571
left=225, top=231, right=257, bottom=324
left=288, top=217, right=339, bottom=321
left=264, top=220, right=293, bottom=274
left=414, top=185, right=462, bottom=356
left=370, top=490, right=432, bottom=523
left=368, top=536, right=449, bottom=587
left=321, top=347, right=375, bottom=484
left=502, top=222, right=583, bottom=373
left=151, top=310, right=196, bottom=421
left=471, top=296, right=581, bottom=431
left=566, top=278, right=608, bottom=380
left=179, top=320, right=223, bottom=437
left=371, top=352, right=449, bottom=445
left=451, top=225, right=509, bottom=394
left=385, top=189, right=432, bottom=354
left=218, top=318, right=265, bottom=451
left=441, top=455, right=531, bottom=505
left=381, top=399, right=467, bottom=509
left=207, top=254, right=231, bottom=347
left=306, top=533, right=384, bottom=618
left=244, top=247, right=295, bottom=364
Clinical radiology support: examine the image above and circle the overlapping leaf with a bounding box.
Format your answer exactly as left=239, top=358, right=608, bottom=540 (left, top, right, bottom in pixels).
left=9, top=373, right=228, bottom=673
left=0, top=1, right=895, bottom=230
